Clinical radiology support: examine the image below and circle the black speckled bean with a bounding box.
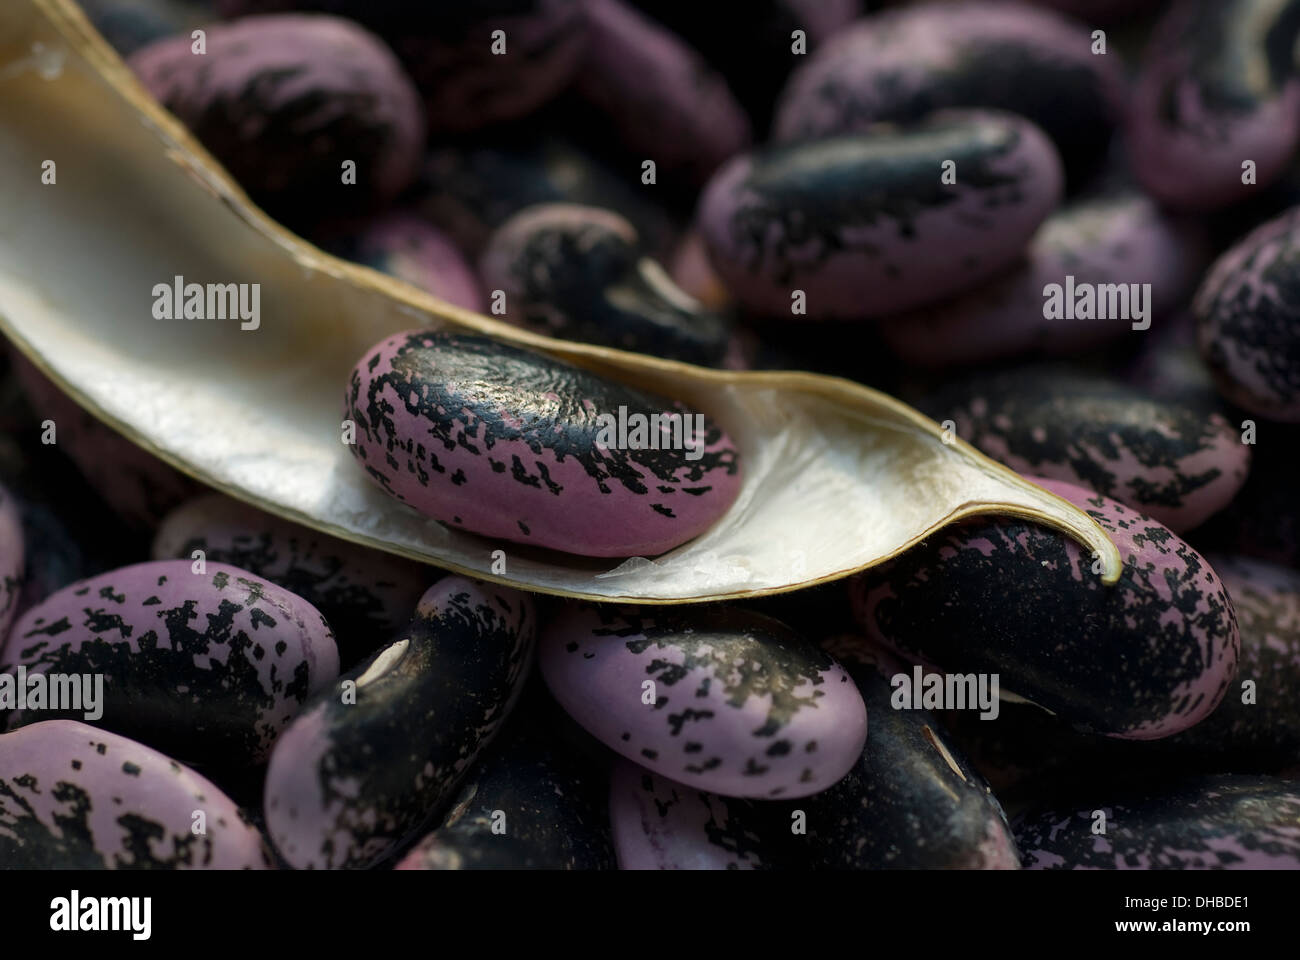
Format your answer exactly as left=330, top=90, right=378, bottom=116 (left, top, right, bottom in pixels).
left=344, top=331, right=743, bottom=558
left=699, top=110, right=1063, bottom=319
left=850, top=478, right=1240, bottom=739
left=152, top=493, right=434, bottom=670
left=1129, top=0, right=1300, bottom=211
left=416, top=140, right=678, bottom=261
left=395, top=720, right=615, bottom=870
left=1147, top=555, right=1300, bottom=768
left=569, top=0, right=751, bottom=185
left=774, top=1, right=1125, bottom=187
left=220, top=0, right=590, bottom=134
left=881, top=191, right=1208, bottom=368
left=1, top=560, right=339, bottom=771
left=608, top=757, right=780, bottom=870
left=479, top=203, right=745, bottom=367
left=924, top=366, right=1251, bottom=532
left=130, top=14, right=425, bottom=224
left=263, top=576, right=534, bottom=869
left=540, top=604, right=867, bottom=798
left=1016, top=774, right=1300, bottom=868
left=779, top=637, right=1019, bottom=869
left=1195, top=204, right=1300, bottom=421
left=0, top=719, right=271, bottom=869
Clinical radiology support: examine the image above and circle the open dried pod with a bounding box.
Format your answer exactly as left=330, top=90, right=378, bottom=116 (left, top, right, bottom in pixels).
left=0, top=0, right=1122, bottom=602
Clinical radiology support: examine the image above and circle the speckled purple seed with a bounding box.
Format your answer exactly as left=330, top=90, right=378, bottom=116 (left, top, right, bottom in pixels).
left=1, top=559, right=339, bottom=768
left=849, top=477, right=1240, bottom=739
left=773, top=1, right=1125, bottom=186
left=608, top=758, right=774, bottom=870
left=698, top=110, right=1063, bottom=319
left=415, top=139, right=678, bottom=260
left=925, top=367, right=1251, bottom=532
left=788, top=636, right=1020, bottom=869
left=1128, top=0, right=1300, bottom=211
left=395, top=722, right=615, bottom=870
left=334, top=211, right=485, bottom=314
left=152, top=493, right=433, bottom=668
left=880, top=192, right=1208, bottom=367
left=343, top=331, right=743, bottom=558
left=220, top=1, right=592, bottom=135
left=572, top=0, right=751, bottom=184
left=540, top=605, right=868, bottom=799
left=263, top=577, right=534, bottom=869
left=1195, top=204, right=1300, bottom=421
left=1164, top=554, right=1300, bottom=765
left=1016, top=774, right=1300, bottom=869
left=129, top=14, right=424, bottom=219
left=479, top=203, right=743, bottom=367
left=0, top=719, right=271, bottom=868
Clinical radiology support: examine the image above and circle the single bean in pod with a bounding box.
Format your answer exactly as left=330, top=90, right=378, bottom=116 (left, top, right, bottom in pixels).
left=344, top=331, right=743, bottom=558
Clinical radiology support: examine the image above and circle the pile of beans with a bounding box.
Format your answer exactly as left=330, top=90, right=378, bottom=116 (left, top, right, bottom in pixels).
left=3, top=0, right=1300, bottom=870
